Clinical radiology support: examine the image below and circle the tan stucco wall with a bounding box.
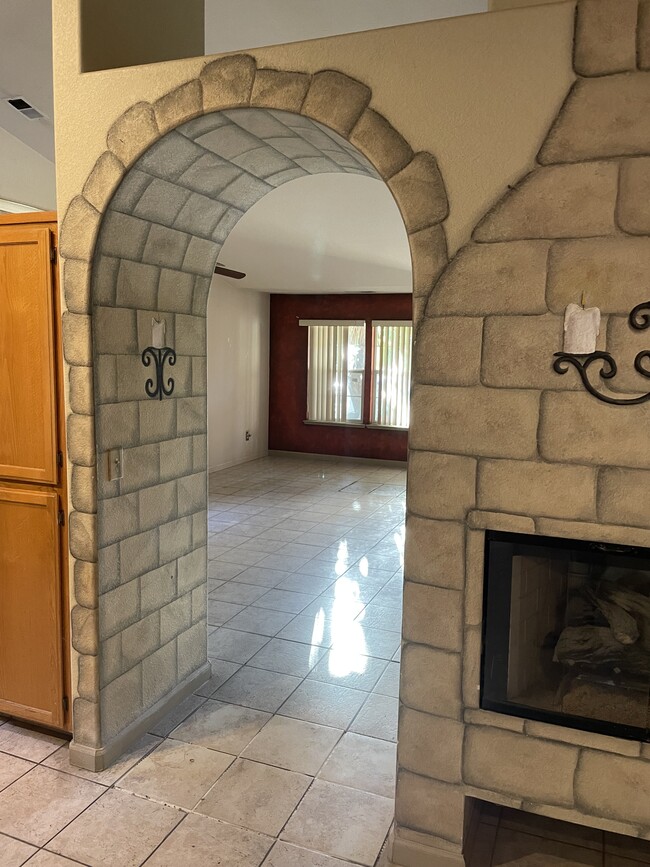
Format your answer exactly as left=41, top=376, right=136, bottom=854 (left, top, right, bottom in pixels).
left=53, top=1, right=575, bottom=255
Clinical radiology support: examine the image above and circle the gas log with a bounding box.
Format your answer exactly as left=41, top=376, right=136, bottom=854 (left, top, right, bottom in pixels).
left=554, top=583, right=650, bottom=677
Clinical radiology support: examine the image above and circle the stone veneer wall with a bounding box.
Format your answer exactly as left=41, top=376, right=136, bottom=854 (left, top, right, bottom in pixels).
left=395, top=2, right=650, bottom=864
left=58, top=62, right=450, bottom=762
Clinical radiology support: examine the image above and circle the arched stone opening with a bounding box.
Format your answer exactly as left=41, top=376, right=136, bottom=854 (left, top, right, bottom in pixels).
left=59, top=56, right=450, bottom=769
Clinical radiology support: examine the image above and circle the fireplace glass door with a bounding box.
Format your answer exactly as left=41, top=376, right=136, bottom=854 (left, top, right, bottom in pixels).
left=481, top=531, right=650, bottom=742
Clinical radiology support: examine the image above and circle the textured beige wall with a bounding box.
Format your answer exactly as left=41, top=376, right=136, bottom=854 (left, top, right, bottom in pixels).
left=491, top=0, right=570, bottom=9
left=80, top=0, right=204, bottom=72
left=53, top=1, right=575, bottom=254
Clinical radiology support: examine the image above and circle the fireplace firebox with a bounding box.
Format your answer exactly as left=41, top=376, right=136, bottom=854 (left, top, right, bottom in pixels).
left=481, top=531, right=650, bottom=742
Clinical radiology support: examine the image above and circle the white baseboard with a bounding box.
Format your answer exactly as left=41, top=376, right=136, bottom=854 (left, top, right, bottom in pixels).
left=208, top=450, right=269, bottom=473
left=69, top=661, right=211, bottom=772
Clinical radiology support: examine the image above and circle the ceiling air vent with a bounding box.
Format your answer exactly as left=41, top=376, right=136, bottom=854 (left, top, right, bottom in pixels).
left=7, top=97, right=44, bottom=120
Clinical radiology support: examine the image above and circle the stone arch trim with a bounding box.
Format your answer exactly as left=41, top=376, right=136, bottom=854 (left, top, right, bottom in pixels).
left=58, top=53, right=450, bottom=753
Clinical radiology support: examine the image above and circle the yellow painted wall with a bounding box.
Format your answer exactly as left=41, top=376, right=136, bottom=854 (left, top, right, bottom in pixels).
left=53, top=1, right=575, bottom=254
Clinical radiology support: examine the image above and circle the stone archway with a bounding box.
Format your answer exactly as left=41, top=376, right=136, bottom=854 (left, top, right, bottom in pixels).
left=58, top=54, right=450, bottom=770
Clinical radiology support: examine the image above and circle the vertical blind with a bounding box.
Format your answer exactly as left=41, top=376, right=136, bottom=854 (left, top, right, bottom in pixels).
left=371, top=322, right=412, bottom=428
left=302, top=321, right=366, bottom=424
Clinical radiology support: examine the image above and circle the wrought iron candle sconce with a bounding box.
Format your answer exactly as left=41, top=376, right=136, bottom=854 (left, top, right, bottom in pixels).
left=142, top=346, right=176, bottom=400
left=553, top=301, right=650, bottom=406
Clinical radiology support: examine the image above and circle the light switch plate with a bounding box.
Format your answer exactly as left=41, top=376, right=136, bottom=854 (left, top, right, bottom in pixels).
left=107, top=447, right=123, bottom=481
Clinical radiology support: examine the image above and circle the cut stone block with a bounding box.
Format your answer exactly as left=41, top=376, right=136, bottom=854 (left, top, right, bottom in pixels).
left=399, top=709, right=463, bottom=784
left=100, top=663, right=143, bottom=742
left=475, top=162, right=618, bottom=241
left=414, top=317, right=482, bottom=386
left=410, top=386, right=540, bottom=459
left=251, top=69, right=311, bottom=113
left=477, top=459, right=598, bottom=522
left=71, top=606, right=99, bottom=656
left=402, top=582, right=462, bottom=652
left=547, top=237, right=650, bottom=314
left=154, top=80, right=203, bottom=135
left=82, top=151, right=125, bottom=213
left=539, top=392, right=650, bottom=469
left=395, top=772, right=465, bottom=842
left=349, top=108, right=412, bottom=179
left=403, top=517, right=465, bottom=590
left=407, top=451, right=476, bottom=521
left=464, top=726, right=578, bottom=808
left=389, top=152, right=448, bottom=234
left=574, top=0, right=638, bottom=76
left=427, top=241, right=549, bottom=316
left=200, top=55, right=257, bottom=112
left=575, top=750, right=650, bottom=825
left=540, top=74, right=650, bottom=163
left=63, top=258, right=92, bottom=314
left=618, top=157, right=650, bottom=234
left=107, top=102, right=159, bottom=168
left=640, top=1, right=650, bottom=70
left=69, top=511, right=97, bottom=563
left=59, top=197, right=100, bottom=263
left=301, top=70, right=371, bottom=137
left=410, top=225, right=448, bottom=300
left=401, top=644, right=461, bottom=719
left=598, top=466, right=650, bottom=528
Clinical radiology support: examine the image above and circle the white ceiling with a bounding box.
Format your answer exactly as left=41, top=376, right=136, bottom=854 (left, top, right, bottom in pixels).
left=218, top=173, right=412, bottom=294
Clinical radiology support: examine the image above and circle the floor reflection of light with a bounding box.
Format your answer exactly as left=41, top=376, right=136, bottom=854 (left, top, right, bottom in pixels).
left=352, top=501, right=361, bottom=511
left=309, top=609, right=325, bottom=668
left=358, top=556, right=368, bottom=577
left=326, top=575, right=368, bottom=677
left=335, top=540, right=349, bottom=576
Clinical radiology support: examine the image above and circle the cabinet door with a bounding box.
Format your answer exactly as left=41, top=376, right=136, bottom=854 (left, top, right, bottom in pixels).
left=0, top=487, right=65, bottom=727
left=0, top=227, right=58, bottom=484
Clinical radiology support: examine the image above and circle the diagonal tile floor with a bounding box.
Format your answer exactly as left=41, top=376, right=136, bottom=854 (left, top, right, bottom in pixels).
left=3, top=455, right=650, bottom=866
left=0, top=455, right=405, bottom=867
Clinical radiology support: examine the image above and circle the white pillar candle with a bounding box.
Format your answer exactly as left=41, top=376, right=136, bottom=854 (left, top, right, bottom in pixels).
left=563, top=303, right=601, bottom=354
left=151, top=317, right=166, bottom=349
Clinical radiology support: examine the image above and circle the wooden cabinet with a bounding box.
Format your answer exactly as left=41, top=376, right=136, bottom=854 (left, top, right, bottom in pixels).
left=0, top=212, right=70, bottom=731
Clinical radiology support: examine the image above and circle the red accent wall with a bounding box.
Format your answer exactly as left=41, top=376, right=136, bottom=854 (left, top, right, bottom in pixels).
left=268, top=294, right=411, bottom=462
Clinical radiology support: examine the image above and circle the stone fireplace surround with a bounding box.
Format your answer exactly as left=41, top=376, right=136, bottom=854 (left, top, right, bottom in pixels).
left=56, top=1, right=650, bottom=865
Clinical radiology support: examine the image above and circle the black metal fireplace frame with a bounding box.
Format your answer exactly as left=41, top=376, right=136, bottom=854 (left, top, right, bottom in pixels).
left=480, top=530, right=650, bottom=743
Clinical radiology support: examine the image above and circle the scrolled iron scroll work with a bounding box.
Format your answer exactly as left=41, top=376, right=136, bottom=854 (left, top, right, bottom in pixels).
left=553, top=301, right=650, bottom=406
left=142, top=346, right=176, bottom=400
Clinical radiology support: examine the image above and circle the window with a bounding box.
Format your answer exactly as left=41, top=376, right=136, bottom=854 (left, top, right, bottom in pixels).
left=300, top=319, right=412, bottom=429
left=303, top=321, right=366, bottom=424
left=371, top=321, right=412, bottom=428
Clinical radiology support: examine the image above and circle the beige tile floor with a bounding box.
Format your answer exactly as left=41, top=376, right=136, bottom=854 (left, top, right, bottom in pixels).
left=2, top=455, right=650, bottom=867
left=0, top=456, right=404, bottom=867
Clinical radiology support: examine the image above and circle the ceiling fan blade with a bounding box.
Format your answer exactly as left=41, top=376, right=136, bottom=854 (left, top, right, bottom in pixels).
left=214, top=264, right=246, bottom=280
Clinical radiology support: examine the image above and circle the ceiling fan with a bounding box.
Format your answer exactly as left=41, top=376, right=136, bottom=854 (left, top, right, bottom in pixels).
left=214, top=263, right=246, bottom=280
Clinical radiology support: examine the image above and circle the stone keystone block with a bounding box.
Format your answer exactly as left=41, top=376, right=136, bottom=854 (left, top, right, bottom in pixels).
left=59, top=197, right=101, bottom=264
left=574, top=0, right=638, bottom=76
left=349, top=108, right=413, bottom=180
left=426, top=241, right=549, bottom=316
left=474, top=163, right=617, bottom=242
left=251, top=69, right=311, bottom=113
left=154, top=80, right=203, bottom=135
left=388, top=152, right=449, bottom=234
left=575, top=751, right=650, bottom=825
left=200, top=54, right=257, bottom=112
left=618, top=157, right=650, bottom=234
left=464, top=727, right=578, bottom=807
left=82, top=151, right=125, bottom=214
left=410, top=386, right=540, bottom=460
left=301, top=70, right=371, bottom=137
left=107, top=102, right=159, bottom=168
left=539, top=74, right=650, bottom=164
